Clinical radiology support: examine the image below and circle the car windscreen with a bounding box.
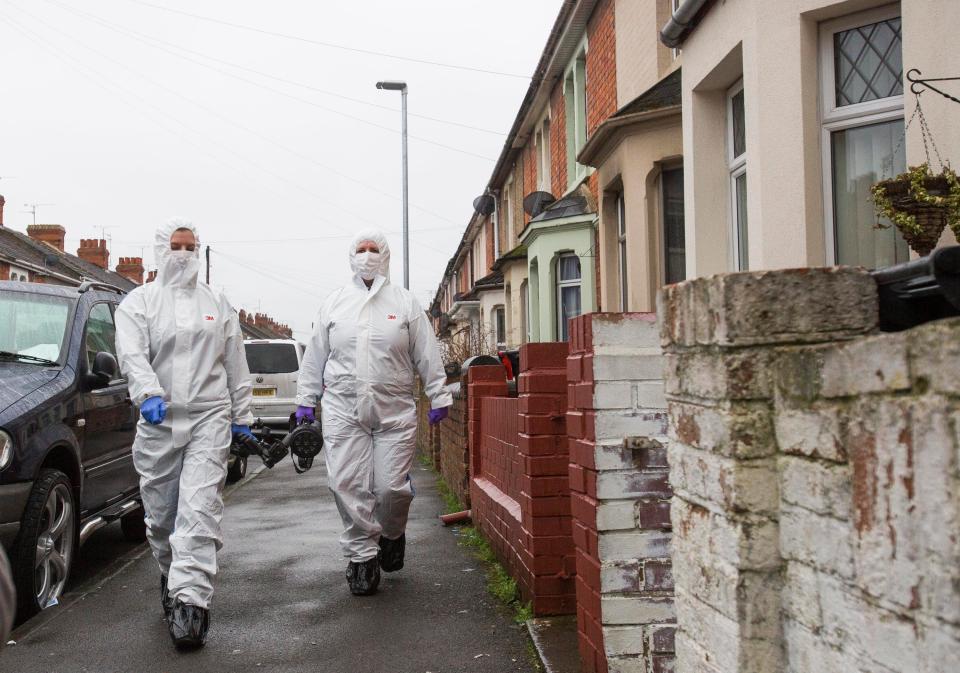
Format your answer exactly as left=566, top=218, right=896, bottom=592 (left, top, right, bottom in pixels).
left=244, top=343, right=299, bottom=374
left=0, top=290, right=72, bottom=363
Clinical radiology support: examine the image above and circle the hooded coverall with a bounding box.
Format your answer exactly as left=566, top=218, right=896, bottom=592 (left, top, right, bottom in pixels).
left=115, top=218, right=253, bottom=609
left=296, top=229, right=452, bottom=562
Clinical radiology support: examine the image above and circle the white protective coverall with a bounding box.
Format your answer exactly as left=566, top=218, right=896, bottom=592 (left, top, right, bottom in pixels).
left=297, top=230, right=452, bottom=562
left=115, top=219, right=253, bottom=609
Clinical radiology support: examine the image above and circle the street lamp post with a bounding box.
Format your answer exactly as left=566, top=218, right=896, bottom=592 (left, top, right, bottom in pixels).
left=376, top=80, right=409, bottom=290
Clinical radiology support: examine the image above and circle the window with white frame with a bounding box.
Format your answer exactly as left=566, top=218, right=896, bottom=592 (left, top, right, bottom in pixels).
left=564, top=46, right=588, bottom=189
left=536, top=118, right=552, bottom=193
left=493, top=305, right=506, bottom=349
left=661, top=165, right=686, bottom=284
left=615, top=193, right=628, bottom=311
left=821, top=7, right=906, bottom=269
left=727, top=80, right=748, bottom=270
left=556, top=253, right=582, bottom=341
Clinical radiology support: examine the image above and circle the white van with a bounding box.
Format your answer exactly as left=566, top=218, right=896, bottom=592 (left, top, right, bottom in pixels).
left=243, top=339, right=305, bottom=432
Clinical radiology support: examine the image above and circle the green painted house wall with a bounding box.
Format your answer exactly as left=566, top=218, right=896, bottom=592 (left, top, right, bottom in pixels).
left=519, top=215, right=597, bottom=342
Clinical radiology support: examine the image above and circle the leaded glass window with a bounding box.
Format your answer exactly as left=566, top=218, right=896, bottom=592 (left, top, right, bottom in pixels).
left=834, top=17, right=902, bottom=107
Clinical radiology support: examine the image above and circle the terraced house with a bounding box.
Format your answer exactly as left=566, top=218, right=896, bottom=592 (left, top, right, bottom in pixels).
left=432, top=0, right=685, bottom=350
left=426, top=1, right=960, bottom=673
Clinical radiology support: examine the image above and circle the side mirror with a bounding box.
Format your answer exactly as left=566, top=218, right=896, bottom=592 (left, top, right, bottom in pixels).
left=87, top=351, right=119, bottom=389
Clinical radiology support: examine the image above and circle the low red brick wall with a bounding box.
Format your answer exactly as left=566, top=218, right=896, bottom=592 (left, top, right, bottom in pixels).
left=469, top=344, right=576, bottom=616
left=439, top=377, right=470, bottom=506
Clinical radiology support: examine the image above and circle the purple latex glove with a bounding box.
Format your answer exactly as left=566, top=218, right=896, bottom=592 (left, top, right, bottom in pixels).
left=428, top=406, right=450, bottom=425
left=295, top=405, right=316, bottom=424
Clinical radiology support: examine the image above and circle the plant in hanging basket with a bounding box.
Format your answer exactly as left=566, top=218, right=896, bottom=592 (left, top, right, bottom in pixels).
left=871, top=163, right=960, bottom=256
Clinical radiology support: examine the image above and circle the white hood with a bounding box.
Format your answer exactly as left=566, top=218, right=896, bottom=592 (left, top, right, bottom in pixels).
left=154, top=217, right=201, bottom=288
left=348, top=229, right=391, bottom=282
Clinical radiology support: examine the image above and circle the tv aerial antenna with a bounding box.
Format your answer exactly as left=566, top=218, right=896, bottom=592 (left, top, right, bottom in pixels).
left=23, top=203, right=56, bottom=225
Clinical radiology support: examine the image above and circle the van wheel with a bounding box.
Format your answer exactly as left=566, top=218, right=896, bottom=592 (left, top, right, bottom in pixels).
left=226, top=454, right=247, bottom=484
left=13, top=469, right=76, bottom=619
left=120, top=507, right=148, bottom=542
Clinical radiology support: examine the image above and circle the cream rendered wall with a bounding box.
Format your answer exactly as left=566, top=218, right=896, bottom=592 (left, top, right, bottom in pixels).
left=615, top=0, right=679, bottom=105
left=680, top=0, right=903, bottom=277
left=902, top=0, right=960, bottom=249
left=596, top=115, right=683, bottom=312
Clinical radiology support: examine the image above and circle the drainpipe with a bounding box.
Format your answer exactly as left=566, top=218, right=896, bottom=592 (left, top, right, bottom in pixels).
left=660, top=0, right=713, bottom=48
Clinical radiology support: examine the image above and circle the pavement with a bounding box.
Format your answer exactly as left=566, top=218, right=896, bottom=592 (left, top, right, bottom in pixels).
left=0, top=456, right=538, bottom=673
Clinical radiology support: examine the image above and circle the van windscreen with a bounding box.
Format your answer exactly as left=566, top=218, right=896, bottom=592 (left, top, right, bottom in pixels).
left=244, top=343, right=299, bottom=374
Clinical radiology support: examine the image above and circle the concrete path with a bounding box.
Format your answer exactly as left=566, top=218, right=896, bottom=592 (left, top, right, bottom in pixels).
left=1, top=457, right=537, bottom=673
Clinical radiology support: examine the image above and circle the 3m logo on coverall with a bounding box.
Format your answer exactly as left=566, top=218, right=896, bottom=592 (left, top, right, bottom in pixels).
left=387, top=315, right=397, bottom=320
left=203, top=315, right=215, bottom=321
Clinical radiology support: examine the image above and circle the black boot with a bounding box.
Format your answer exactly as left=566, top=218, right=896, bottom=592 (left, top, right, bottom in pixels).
left=378, top=534, right=406, bottom=572
left=346, top=557, right=381, bottom=596
left=160, top=575, right=173, bottom=621
left=167, top=599, right=210, bottom=649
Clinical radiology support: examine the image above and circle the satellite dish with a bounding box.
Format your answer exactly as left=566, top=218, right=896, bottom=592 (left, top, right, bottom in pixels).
left=472, top=194, right=495, bottom=216
left=523, top=191, right=556, bottom=217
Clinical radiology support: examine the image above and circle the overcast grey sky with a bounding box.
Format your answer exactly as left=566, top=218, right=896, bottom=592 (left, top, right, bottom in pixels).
left=0, top=0, right=561, bottom=339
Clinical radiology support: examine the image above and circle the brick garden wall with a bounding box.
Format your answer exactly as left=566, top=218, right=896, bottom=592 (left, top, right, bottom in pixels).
left=469, top=344, right=577, bottom=616
left=568, top=313, right=675, bottom=673
left=660, top=268, right=960, bottom=673
left=440, top=376, right=470, bottom=507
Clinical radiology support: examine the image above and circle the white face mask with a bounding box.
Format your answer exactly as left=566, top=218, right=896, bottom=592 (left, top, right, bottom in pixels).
left=170, top=250, right=194, bottom=266
left=353, top=251, right=381, bottom=281
left=160, top=248, right=200, bottom=287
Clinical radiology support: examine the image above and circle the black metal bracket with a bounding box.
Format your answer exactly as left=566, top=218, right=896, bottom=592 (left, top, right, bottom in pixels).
left=907, top=69, right=960, bottom=105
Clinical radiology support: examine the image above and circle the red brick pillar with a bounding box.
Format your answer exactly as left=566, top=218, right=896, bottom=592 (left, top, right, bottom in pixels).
left=439, top=372, right=474, bottom=507
left=517, top=343, right=576, bottom=616
left=567, top=317, right=605, bottom=673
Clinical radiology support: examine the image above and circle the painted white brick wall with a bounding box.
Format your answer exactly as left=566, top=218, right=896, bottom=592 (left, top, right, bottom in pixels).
left=662, top=268, right=960, bottom=673
left=587, top=315, right=675, bottom=668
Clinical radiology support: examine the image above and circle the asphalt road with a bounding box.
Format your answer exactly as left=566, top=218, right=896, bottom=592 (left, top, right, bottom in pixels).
left=0, top=456, right=537, bottom=673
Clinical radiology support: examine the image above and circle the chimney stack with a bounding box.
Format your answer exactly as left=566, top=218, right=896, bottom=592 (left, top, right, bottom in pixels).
left=0, top=194, right=5, bottom=227
left=77, top=239, right=109, bottom=269
left=27, top=224, right=66, bottom=252
left=146, top=270, right=157, bottom=283
left=116, top=256, right=145, bottom=285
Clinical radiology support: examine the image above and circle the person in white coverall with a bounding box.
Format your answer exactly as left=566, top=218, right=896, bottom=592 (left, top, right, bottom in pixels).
left=115, top=218, right=254, bottom=648
left=295, top=229, right=452, bottom=596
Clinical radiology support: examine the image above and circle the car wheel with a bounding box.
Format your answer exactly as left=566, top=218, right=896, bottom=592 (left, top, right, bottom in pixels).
left=120, top=507, right=148, bottom=542
left=226, top=454, right=247, bottom=483
left=13, top=469, right=76, bottom=619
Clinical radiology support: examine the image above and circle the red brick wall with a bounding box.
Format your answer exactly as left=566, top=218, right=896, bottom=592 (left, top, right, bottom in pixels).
left=517, top=342, right=576, bottom=615
left=523, top=142, right=537, bottom=225
left=480, top=396, right=521, bottom=497
left=468, top=346, right=577, bottom=616
left=441, top=377, right=470, bottom=506
left=586, top=0, right=617, bottom=137
left=0, top=262, right=8, bottom=281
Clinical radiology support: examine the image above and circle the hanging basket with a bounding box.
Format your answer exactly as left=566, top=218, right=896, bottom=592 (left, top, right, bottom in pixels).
left=871, top=164, right=960, bottom=256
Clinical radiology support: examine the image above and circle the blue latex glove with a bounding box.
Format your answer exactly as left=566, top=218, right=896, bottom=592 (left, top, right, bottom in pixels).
left=428, top=406, right=450, bottom=425
left=295, top=405, right=316, bottom=424
left=231, top=424, right=254, bottom=439
left=140, top=396, right=167, bottom=425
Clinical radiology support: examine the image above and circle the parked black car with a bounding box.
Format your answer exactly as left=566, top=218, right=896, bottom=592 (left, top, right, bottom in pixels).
left=0, top=280, right=145, bottom=619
